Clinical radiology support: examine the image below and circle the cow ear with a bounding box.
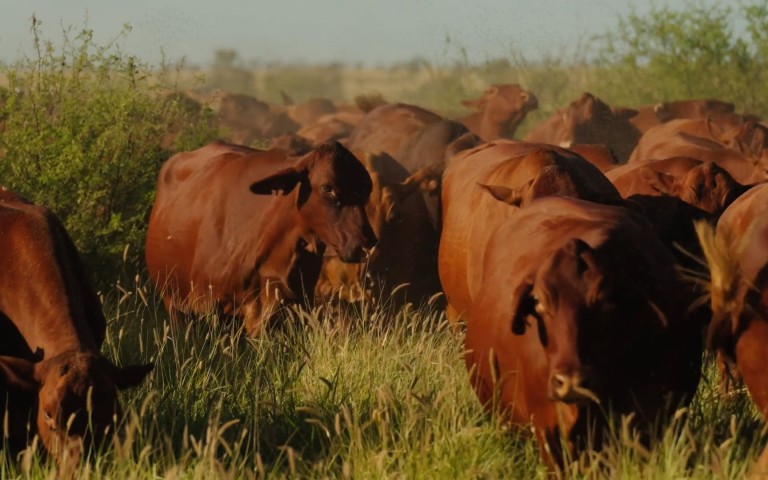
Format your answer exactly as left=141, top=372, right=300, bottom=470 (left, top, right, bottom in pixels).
left=249, top=167, right=307, bottom=196
left=101, top=359, right=154, bottom=390
left=511, top=280, right=536, bottom=335
left=478, top=182, right=526, bottom=207
left=0, top=356, right=38, bottom=392
left=639, top=168, right=676, bottom=196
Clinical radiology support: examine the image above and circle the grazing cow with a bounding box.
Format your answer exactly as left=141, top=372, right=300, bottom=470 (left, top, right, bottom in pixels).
left=0, top=189, right=152, bottom=458
left=465, top=196, right=702, bottom=468
left=439, top=140, right=622, bottom=324
left=315, top=151, right=440, bottom=308
left=456, top=84, right=539, bottom=141
left=145, top=141, right=377, bottom=335
left=607, top=157, right=751, bottom=215
left=524, top=93, right=641, bottom=163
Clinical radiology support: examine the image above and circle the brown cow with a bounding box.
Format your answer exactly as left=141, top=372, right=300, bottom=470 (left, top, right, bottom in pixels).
left=0, top=188, right=152, bottom=458
left=523, top=93, right=641, bottom=163
left=145, top=141, right=377, bottom=335
left=607, top=157, right=751, bottom=215
left=465, top=196, right=702, bottom=468
left=283, top=96, right=338, bottom=126
left=210, top=91, right=299, bottom=144
left=696, top=183, right=768, bottom=476
left=627, top=99, right=736, bottom=132
left=627, top=128, right=768, bottom=184
left=315, top=151, right=440, bottom=308
left=439, top=140, right=622, bottom=324
left=347, top=102, right=443, bottom=161
left=456, top=84, right=538, bottom=141
left=629, top=117, right=764, bottom=163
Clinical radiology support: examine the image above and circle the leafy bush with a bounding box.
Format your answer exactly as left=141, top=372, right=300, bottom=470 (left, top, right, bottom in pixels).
left=591, top=1, right=768, bottom=114
left=0, top=21, right=219, bottom=283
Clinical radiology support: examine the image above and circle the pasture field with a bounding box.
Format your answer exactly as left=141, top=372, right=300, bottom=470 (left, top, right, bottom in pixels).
left=2, top=2, right=768, bottom=477
left=0, top=277, right=763, bottom=479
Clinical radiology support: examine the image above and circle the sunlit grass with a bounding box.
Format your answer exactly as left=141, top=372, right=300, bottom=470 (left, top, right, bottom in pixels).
left=0, top=275, right=766, bottom=479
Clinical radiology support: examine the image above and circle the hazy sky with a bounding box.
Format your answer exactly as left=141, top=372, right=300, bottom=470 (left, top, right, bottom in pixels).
left=0, top=0, right=743, bottom=67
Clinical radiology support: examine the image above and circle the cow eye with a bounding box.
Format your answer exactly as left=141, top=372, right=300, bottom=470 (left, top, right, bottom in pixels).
left=43, top=410, right=53, bottom=421
left=320, top=184, right=333, bottom=194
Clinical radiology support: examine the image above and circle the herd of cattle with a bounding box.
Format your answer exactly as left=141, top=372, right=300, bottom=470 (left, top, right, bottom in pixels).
left=3, top=83, right=768, bottom=472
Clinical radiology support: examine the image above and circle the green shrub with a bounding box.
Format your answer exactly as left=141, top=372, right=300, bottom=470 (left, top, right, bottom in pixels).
left=0, top=21, right=219, bottom=283
left=590, top=0, right=768, bottom=114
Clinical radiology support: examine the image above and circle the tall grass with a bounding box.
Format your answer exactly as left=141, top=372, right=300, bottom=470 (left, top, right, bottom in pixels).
left=1, top=276, right=765, bottom=479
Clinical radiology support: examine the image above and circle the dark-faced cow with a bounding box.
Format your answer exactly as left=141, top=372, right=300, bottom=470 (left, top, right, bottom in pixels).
left=315, top=150, right=441, bottom=309
left=523, top=93, right=641, bottom=163
left=465, top=196, right=702, bottom=469
left=439, top=140, right=622, bottom=325
left=0, top=188, right=152, bottom=458
left=145, top=141, right=376, bottom=335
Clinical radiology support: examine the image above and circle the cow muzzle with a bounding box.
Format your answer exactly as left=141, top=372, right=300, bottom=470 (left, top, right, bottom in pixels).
left=549, top=371, right=599, bottom=404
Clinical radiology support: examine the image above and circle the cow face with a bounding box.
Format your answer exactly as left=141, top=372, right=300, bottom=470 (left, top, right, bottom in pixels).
left=463, top=85, right=539, bottom=123
left=509, top=239, right=666, bottom=405
left=250, top=142, right=377, bottom=263
left=0, top=352, right=152, bottom=458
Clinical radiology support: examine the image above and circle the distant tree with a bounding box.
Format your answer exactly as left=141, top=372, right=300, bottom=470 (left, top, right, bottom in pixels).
left=590, top=1, right=768, bottom=114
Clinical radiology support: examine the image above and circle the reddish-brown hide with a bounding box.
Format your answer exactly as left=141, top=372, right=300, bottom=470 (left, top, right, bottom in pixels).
left=607, top=157, right=751, bottom=215
left=145, top=141, right=376, bottom=335
left=465, top=196, right=702, bottom=468
left=438, top=140, right=622, bottom=324
left=0, top=189, right=152, bottom=458
left=315, top=150, right=440, bottom=308
left=455, top=84, right=538, bottom=141
left=523, top=93, right=641, bottom=163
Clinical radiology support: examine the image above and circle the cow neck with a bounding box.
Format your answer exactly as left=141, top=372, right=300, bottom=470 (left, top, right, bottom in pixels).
left=1, top=215, right=99, bottom=360
left=251, top=196, right=314, bottom=291
left=479, top=113, right=521, bottom=141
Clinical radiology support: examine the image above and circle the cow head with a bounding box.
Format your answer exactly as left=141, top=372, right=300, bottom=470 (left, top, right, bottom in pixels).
left=509, top=238, right=668, bottom=405
left=0, top=351, right=152, bottom=458
left=462, top=84, right=538, bottom=137
left=559, top=93, right=640, bottom=161
left=640, top=162, right=749, bottom=215
left=250, top=142, right=377, bottom=263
